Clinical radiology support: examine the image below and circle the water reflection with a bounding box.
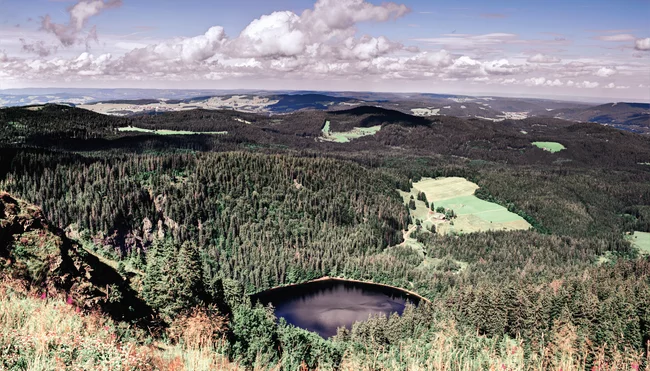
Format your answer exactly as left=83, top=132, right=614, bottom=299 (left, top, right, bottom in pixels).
left=252, top=280, right=418, bottom=338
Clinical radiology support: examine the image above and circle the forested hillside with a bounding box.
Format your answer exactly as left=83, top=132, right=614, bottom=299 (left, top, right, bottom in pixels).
left=1, top=104, right=649, bottom=370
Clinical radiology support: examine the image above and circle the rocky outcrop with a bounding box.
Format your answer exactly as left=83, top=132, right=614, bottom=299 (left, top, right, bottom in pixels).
left=0, top=191, right=152, bottom=322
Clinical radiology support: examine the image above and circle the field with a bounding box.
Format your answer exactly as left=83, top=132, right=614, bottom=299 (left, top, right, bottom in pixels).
left=401, top=177, right=531, bottom=235
left=410, top=108, right=440, bottom=116
left=627, top=231, right=650, bottom=255
left=532, top=141, right=566, bottom=153
left=79, top=95, right=279, bottom=115
left=320, top=121, right=381, bottom=143
left=118, top=126, right=227, bottom=136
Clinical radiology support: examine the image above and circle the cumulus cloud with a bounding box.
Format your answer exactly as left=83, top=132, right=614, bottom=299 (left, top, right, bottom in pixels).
left=482, top=59, right=527, bottom=75
left=123, top=26, right=227, bottom=65
left=340, top=35, right=403, bottom=60
left=527, top=53, right=561, bottom=63
left=123, top=0, right=410, bottom=66
left=595, top=67, right=616, bottom=77
left=40, top=0, right=122, bottom=47
left=635, top=38, right=650, bottom=51
left=523, top=77, right=562, bottom=86
left=302, top=0, right=410, bottom=36
left=407, top=50, right=453, bottom=68
left=4, top=0, right=649, bottom=98
left=578, top=81, right=599, bottom=89
left=231, top=12, right=306, bottom=58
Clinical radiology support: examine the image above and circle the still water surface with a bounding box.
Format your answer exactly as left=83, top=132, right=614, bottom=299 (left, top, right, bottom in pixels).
left=252, top=279, right=420, bottom=338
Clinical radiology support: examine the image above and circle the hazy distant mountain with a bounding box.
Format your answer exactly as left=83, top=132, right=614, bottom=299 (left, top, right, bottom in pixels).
left=539, top=102, right=650, bottom=134
left=1, top=89, right=648, bottom=133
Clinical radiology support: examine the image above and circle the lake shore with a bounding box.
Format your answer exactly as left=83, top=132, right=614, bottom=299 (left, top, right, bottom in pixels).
left=251, top=276, right=431, bottom=304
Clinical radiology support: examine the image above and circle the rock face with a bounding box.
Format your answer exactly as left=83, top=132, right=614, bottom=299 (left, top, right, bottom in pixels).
left=0, top=191, right=152, bottom=321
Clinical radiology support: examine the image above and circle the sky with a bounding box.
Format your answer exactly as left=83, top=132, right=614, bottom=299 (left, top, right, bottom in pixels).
left=0, top=0, right=649, bottom=101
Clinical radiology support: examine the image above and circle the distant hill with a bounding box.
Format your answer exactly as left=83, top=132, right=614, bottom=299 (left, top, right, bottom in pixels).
left=540, top=102, right=650, bottom=134
left=266, top=93, right=359, bottom=113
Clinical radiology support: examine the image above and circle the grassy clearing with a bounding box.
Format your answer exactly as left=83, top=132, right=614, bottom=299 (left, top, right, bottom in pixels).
left=532, top=141, right=566, bottom=153
left=402, top=177, right=531, bottom=236
left=118, top=126, right=227, bottom=136
left=413, top=177, right=478, bottom=200
left=321, top=121, right=381, bottom=143
left=627, top=231, right=650, bottom=255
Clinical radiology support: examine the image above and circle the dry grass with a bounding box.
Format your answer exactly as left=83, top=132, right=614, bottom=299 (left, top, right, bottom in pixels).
left=0, top=279, right=647, bottom=370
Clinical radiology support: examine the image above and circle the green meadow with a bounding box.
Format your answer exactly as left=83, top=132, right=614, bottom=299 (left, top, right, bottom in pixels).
left=627, top=231, right=650, bottom=255
left=321, top=120, right=381, bottom=143
left=532, top=141, right=566, bottom=153
left=118, top=126, right=227, bottom=135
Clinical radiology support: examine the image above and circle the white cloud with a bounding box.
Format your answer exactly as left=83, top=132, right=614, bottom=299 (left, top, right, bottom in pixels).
left=578, top=81, right=599, bottom=89
left=407, top=50, right=453, bottom=68
left=545, top=79, right=563, bottom=87
left=527, top=53, right=560, bottom=63
left=635, top=38, right=650, bottom=51
left=595, top=67, right=616, bottom=77
left=231, top=12, right=307, bottom=58
left=2, top=0, right=649, bottom=101
left=122, top=26, right=227, bottom=65
left=524, top=77, right=547, bottom=86
left=482, top=59, right=527, bottom=75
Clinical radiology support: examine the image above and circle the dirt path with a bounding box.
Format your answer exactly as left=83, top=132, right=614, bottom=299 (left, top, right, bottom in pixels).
left=399, top=210, right=438, bottom=245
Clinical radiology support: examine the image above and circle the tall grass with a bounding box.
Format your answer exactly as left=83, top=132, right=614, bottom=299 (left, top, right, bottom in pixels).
left=0, top=279, right=647, bottom=370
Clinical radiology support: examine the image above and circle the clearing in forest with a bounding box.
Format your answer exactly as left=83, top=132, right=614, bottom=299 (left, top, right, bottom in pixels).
left=118, top=126, right=227, bottom=135
left=532, top=141, right=566, bottom=153
left=320, top=120, right=381, bottom=143
left=627, top=232, right=650, bottom=255
left=400, top=177, right=531, bottom=236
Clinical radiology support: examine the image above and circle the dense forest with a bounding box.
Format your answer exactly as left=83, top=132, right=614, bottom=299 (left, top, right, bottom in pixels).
left=1, top=104, right=649, bottom=370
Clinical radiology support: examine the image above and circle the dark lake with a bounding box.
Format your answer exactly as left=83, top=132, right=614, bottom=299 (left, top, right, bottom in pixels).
left=251, top=279, right=421, bottom=338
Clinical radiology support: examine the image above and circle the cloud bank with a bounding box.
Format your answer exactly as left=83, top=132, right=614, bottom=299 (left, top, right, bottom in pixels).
left=0, top=0, right=648, bottom=100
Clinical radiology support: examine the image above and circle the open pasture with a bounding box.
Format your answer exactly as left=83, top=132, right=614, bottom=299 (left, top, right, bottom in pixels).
left=321, top=120, right=381, bottom=143
left=118, top=126, right=227, bottom=135
left=532, top=141, right=566, bottom=153
left=627, top=231, right=650, bottom=255
left=403, top=177, right=531, bottom=235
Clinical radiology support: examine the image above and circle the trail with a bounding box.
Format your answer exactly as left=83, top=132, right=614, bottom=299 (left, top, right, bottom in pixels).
left=398, top=210, right=437, bottom=246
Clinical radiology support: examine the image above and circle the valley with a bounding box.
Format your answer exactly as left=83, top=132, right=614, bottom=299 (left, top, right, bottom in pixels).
left=1, top=100, right=649, bottom=370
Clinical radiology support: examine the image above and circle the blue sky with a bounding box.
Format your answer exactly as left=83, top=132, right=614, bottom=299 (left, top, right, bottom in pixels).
left=0, top=0, right=649, bottom=100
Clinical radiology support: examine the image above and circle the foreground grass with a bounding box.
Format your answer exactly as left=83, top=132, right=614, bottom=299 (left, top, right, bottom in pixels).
left=1, top=280, right=646, bottom=370
left=0, top=281, right=243, bottom=371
